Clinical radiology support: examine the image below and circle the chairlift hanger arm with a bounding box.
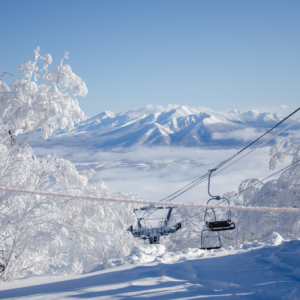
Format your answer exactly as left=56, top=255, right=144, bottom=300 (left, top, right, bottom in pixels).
left=165, top=207, right=173, bottom=226
left=208, top=169, right=220, bottom=200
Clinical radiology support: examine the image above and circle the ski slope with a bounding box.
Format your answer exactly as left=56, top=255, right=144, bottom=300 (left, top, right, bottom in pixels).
left=0, top=233, right=299, bottom=299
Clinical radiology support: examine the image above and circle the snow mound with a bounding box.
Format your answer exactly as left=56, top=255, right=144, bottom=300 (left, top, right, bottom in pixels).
left=130, top=244, right=166, bottom=257
left=94, top=233, right=285, bottom=272
left=238, top=232, right=284, bottom=251
left=262, top=232, right=284, bottom=246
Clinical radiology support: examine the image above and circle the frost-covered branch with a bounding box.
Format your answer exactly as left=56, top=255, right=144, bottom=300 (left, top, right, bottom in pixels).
left=0, top=47, right=87, bottom=157
left=0, top=49, right=137, bottom=281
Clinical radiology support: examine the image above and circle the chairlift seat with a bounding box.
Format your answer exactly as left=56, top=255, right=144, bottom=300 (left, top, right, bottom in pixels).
left=208, top=221, right=235, bottom=231
left=200, top=246, right=221, bottom=250
left=149, top=236, right=160, bottom=244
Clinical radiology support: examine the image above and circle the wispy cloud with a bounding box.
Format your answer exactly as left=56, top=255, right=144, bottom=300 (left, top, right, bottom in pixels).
left=212, top=128, right=262, bottom=142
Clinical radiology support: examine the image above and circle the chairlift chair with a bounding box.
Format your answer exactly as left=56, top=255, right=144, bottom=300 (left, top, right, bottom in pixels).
left=200, top=169, right=235, bottom=250
left=127, top=205, right=181, bottom=244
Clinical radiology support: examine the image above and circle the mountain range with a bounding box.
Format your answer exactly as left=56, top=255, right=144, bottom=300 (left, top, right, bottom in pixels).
left=27, top=105, right=299, bottom=149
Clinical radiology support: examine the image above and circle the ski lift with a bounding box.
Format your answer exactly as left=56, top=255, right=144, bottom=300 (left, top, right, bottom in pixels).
left=127, top=205, right=181, bottom=244
left=200, top=169, right=235, bottom=250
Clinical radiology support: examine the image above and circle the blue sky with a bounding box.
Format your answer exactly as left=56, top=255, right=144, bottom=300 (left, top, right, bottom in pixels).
left=1, top=0, right=300, bottom=117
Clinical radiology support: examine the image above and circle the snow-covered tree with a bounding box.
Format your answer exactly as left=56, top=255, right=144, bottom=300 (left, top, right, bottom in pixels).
left=0, top=47, right=87, bottom=156
left=165, top=137, right=300, bottom=251
left=0, top=149, right=136, bottom=281
left=0, top=49, right=136, bottom=281
left=229, top=137, right=300, bottom=245
left=165, top=206, right=205, bottom=251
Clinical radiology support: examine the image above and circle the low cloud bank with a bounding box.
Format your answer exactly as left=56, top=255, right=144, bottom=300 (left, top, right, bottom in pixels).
left=32, top=146, right=291, bottom=204
left=212, top=128, right=263, bottom=142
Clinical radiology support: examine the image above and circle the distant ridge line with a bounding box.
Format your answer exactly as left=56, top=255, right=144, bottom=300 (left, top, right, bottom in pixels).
left=26, top=106, right=299, bottom=149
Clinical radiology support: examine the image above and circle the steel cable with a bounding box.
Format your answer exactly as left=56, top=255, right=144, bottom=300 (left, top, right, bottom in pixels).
left=159, top=108, right=300, bottom=203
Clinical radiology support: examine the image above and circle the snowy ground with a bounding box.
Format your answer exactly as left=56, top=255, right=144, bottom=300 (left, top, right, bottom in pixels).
left=1, top=233, right=299, bottom=299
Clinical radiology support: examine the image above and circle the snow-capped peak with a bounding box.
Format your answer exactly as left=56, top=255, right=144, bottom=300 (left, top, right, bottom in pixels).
left=27, top=105, right=298, bottom=149
left=168, top=106, right=198, bottom=118
left=228, top=109, right=283, bottom=123
left=86, top=110, right=116, bottom=123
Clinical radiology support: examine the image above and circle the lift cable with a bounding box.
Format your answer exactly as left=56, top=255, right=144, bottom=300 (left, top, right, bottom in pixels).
left=212, top=116, right=300, bottom=178
left=227, top=158, right=300, bottom=201
left=159, top=108, right=300, bottom=203
left=212, top=107, right=300, bottom=170
left=180, top=158, right=300, bottom=224
left=168, top=115, right=300, bottom=203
